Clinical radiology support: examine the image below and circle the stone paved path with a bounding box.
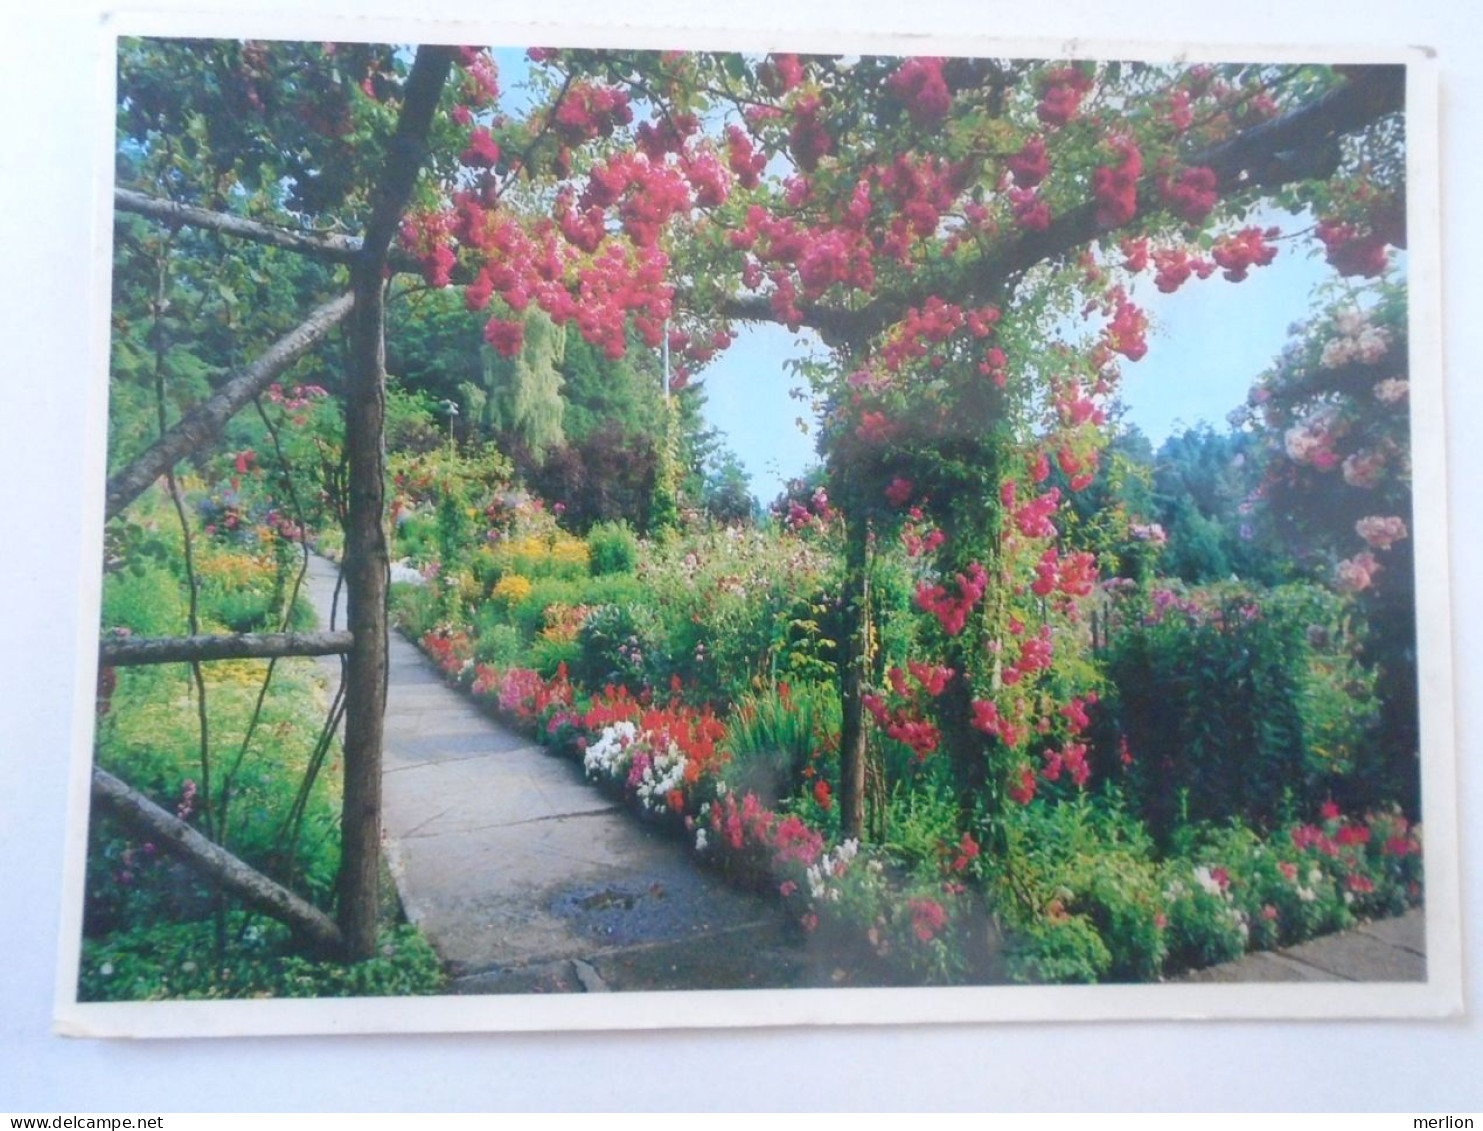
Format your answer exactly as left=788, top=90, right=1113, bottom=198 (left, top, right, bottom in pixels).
left=304, top=554, right=816, bottom=994
left=303, top=554, right=1428, bottom=993
left=1175, top=906, right=1426, bottom=983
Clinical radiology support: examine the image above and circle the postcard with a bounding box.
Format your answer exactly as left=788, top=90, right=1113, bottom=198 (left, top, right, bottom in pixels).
left=54, top=14, right=1459, bottom=1037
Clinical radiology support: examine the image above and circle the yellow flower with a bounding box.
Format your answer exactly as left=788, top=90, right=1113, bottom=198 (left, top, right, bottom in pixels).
left=492, top=573, right=533, bottom=605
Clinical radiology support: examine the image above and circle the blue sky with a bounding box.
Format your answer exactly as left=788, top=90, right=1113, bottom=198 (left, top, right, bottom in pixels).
left=696, top=235, right=1337, bottom=504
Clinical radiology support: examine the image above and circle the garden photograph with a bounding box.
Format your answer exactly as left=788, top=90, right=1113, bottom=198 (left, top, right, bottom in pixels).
left=64, top=33, right=1448, bottom=1028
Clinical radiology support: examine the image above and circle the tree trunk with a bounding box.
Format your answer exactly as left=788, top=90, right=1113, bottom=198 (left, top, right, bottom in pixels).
left=334, top=45, right=456, bottom=960
left=336, top=268, right=391, bottom=960
left=92, top=767, right=343, bottom=953
left=104, top=292, right=355, bottom=521
left=101, top=630, right=352, bottom=667
left=837, top=511, right=871, bottom=842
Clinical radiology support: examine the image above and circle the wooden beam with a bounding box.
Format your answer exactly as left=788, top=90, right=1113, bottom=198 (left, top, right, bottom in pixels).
left=104, top=292, right=355, bottom=521
left=115, top=187, right=430, bottom=277
left=91, top=766, right=344, bottom=954
left=100, top=630, right=353, bottom=667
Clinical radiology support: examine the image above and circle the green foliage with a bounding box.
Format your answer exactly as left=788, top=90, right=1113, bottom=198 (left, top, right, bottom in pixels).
left=1005, top=914, right=1113, bottom=985
left=511, top=577, right=586, bottom=639
left=701, top=449, right=757, bottom=525
left=385, top=381, right=445, bottom=453
left=529, top=636, right=582, bottom=679
left=1103, top=581, right=1377, bottom=841
left=203, top=589, right=315, bottom=634
left=573, top=602, right=670, bottom=690
left=387, top=288, right=487, bottom=412
left=632, top=526, right=836, bottom=705
left=995, top=795, right=1167, bottom=982
left=90, top=657, right=342, bottom=929
left=879, top=775, right=960, bottom=878
left=472, top=620, right=524, bottom=666
left=555, top=328, right=666, bottom=445
left=578, top=572, right=650, bottom=609
left=78, top=916, right=444, bottom=1001
left=101, top=561, right=188, bottom=636
left=1158, top=865, right=1250, bottom=970
left=390, top=581, right=439, bottom=638
left=395, top=514, right=440, bottom=562
left=476, top=309, right=567, bottom=460
left=723, top=681, right=841, bottom=805
left=587, top=520, right=640, bottom=575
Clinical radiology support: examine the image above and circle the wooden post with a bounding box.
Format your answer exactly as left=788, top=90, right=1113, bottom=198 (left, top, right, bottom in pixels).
left=336, top=267, right=392, bottom=960
left=335, top=46, right=455, bottom=960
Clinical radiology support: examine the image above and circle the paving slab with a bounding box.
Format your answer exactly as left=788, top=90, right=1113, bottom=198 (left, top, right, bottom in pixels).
left=1173, top=908, right=1428, bottom=984
left=1357, top=909, right=1427, bottom=955
left=304, top=554, right=801, bottom=987
left=1174, top=950, right=1346, bottom=984
left=1278, top=919, right=1426, bottom=982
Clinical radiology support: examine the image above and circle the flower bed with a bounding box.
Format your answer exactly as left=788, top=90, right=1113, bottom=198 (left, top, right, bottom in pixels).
left=410, top=623, right=1422, bottom=985
left=415, top=626, right=982, bottom=982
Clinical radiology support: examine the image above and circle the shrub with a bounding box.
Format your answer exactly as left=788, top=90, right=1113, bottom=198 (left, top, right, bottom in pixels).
left=879, top=774, right=960, bottom=878
left=490, top=573, right=534, bottom=607
left=202, top=589, right=315, bottom=634
left=511, top=577, right=586, bottom=640
left=101, top=563, right=187, bottom=636
left=996, top=796, right=1167, bottom=982
left=395, top=514, right=439, bottom=562
left=632, top=526, right=835, bottom=705
left=577, top=572, right=649, bottom=609
left=472, top=621, right=523, bottom=667
left=1006, top=914, right=1113, bottom=984
left=390, top=580, right=439, bottom=637
left=1159, top=862, right=1251, bottom=970
left=492, top=531, right=590, bottom=582
left=573, top=602, right=670, bottom=691
left=588, top=520, right=640, bottom=575
left=1103, top=581, right=1377, bottom=842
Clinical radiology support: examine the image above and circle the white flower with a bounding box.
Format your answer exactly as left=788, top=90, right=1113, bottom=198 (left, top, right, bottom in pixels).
left=583, top=721, right=639, bottom=780
left=632, top=740, right=689, bottom=813
left=694, top=828, right=709, bottom=852
left=100, top=962, right=114, bottom=977
left=1194, top=865, right=1224, bottom=898
left=1355, top=325, right=1390, bottom=363
left=1374, top=377, right=1409, bottom=404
